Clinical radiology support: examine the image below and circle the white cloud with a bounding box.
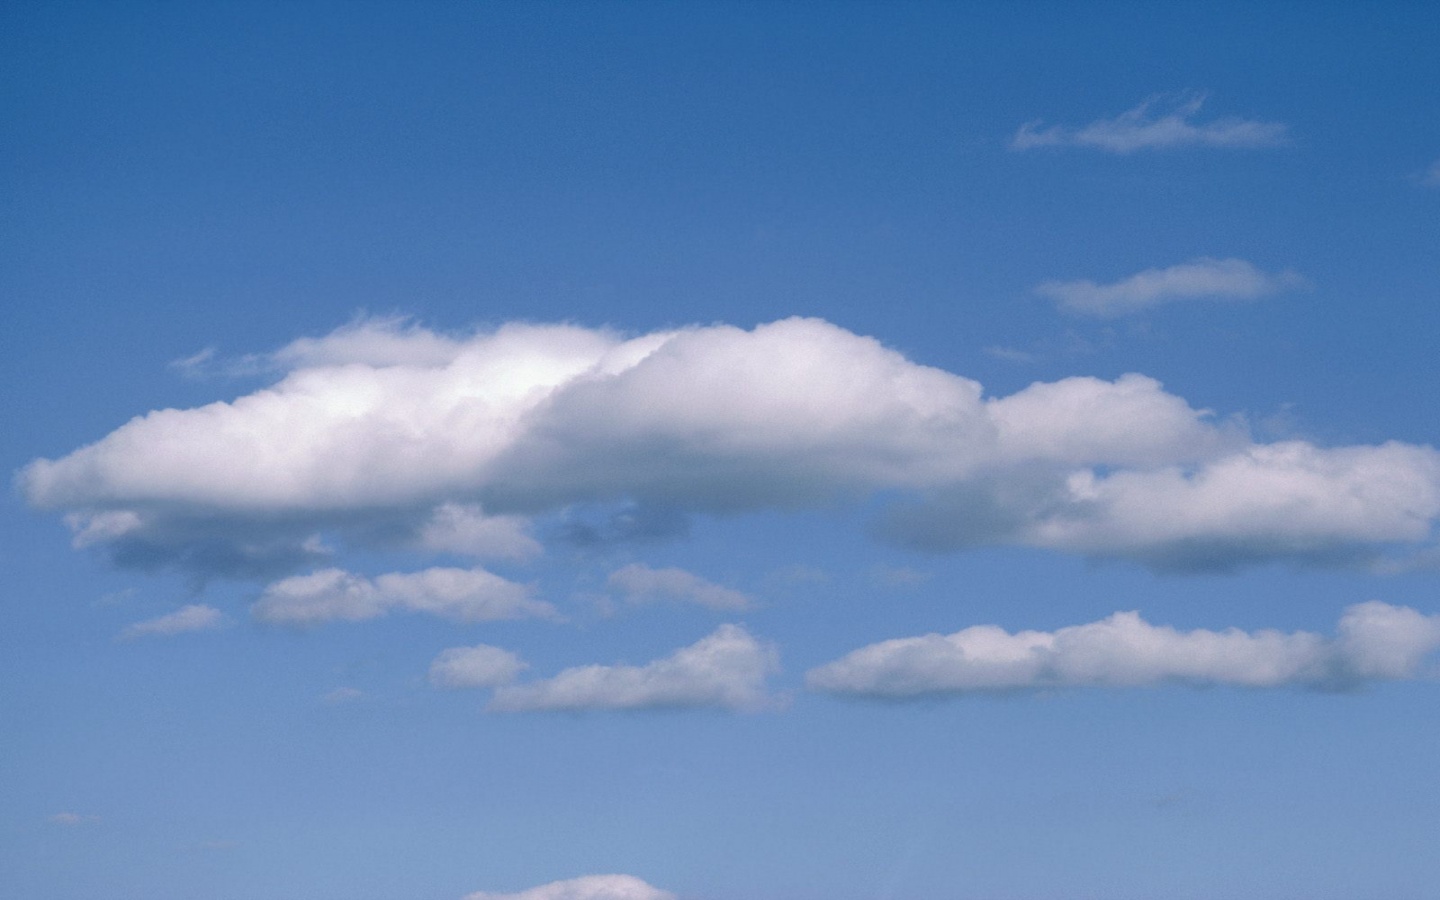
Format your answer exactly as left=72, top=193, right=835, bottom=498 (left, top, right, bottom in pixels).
left=20, top=316, right=1440, bottom=576
left=429, top=644, right=529, bottom=688
left=1011, top=94, right=1288, bottom=153
left=1037, top=258, right=1307, bottom=317
left=253, top=566, right=556, bottom=626
left=463, top=874, right=675, bottom=900
left=607, top=563, right=752, bottom=611
left=807, top=601, right=1440, bottom=698
left=119, top=604, right=226, bottom=639
left=49, top=812, right=101, bottom=826
left=489, top=624, right=779, bottom=713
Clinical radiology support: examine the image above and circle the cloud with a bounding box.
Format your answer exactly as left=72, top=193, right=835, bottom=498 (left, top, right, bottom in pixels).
left=1011, top=94, right=1288, bottom=153
left=463, top=874, right=676, bottom=900
left=1037, top=258, right=1307, bottom=317
left=20, top=316, right=1440, bottom=577
left=807, top=601, right=1440, bottom=698
left=49, top=812, right=101, bottom=826
left=429, top=644, right=529, bottom=688
left=607, top=563, right=752, bottom=611
left=119, top=604, right=226, bottom=639
left=1423, top=159, right=1440, bottom=188
left=253, top=566, right=556, bottom=626
left=321, top=686, right=364, bottom=704
left=489, top=624, right=779, bottom=712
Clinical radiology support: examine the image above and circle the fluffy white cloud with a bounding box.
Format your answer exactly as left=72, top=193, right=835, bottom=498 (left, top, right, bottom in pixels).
left=463, top=874, right=675, bottom=900
left=1036, top=258, right=1307, bottom=317
left=20, top=316, right=1440, bottom=576
left=607, top=563, right=752, bottom=611
left=119, top=604, right=226, bottom=639
left=1011, top=94, right=1288, bottom=153
left=807, top=601, right=1440, bottom=697
left=489, top=624, right=778, bottom=712
left=253, top=566, right=555, bottom=626
left=429, top=644, right=529, bottom=688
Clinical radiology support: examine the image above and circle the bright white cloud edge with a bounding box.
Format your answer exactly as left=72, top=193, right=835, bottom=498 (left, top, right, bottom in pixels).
left=807, top=602, right=1440, bottom=697
left=1011, top=94, right=1288, bottom=153
left=1037, top=257, right=1307, bottom=317
left=489, top=624, right=779, bottom=713
left=463, top=874, right=676, bottom=900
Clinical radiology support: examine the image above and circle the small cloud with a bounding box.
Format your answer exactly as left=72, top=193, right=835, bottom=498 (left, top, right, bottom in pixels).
left=869, top=565, right=930, bottom=588
left=49, top=812, right=100, bottom=826
left=464, top=874, right=676, bottom=900
left=1037, top=257, right=1307, bottom=318
left=767, top=564, right=829, bottom=585
left=429, top=645, right=528, bottom=689
left=1422, top=159, right=1440, bottom=188
left=490, top=624, right=781, bottom=713
left=1011, top=93, right=1289, bottom=153
left=118, top=604, right=226, bottom=640
left=984, top=346, right=1038, bottom=364
left=607, top=563, right=753, bottom=611
left=168, top=346, right=219, bottom=379
left=321, top=686, right=364, bottom=704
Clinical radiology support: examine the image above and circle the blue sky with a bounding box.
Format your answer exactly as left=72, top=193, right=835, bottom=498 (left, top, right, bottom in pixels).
left=4, top=3, right=1440, bottom=899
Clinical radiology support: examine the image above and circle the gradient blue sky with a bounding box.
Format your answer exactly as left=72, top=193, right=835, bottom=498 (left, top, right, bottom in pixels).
left=4, top=3, right=1440, bottom=900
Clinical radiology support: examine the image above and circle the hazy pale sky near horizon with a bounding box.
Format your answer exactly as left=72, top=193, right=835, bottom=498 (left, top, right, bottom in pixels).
left=4, top=3, right=1440, bottom=899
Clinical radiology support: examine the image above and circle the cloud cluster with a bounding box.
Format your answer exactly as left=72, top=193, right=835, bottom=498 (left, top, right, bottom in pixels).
left=463, top=875, right=675, bottom=900
left=488, top=625, right=778, bottom=712
left=253, top=566, right=555, bottom=626
left=1037, top=257, right=1306, bottom=317
left=1011, top=94, right=1288, bottom=153
left=119, top=604, right=226, bottom=639
left=21, top=316, right=1440, bottom=578
left=807, top=601, right=1440, bottom=698
left=607, top=564, right=752, bottom=611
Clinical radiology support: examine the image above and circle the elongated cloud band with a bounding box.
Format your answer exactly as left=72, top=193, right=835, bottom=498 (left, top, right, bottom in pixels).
left=463, top=875, right=676, bottom=900
left=807, top=602, right=1440, bottom=698
left=1011, top=94, right=1288, bottom=153
left=119, top=604, right=226, bottom=639
left=1038, top=258, right=1306, bottom=317
left=253, top=566, right=555, bottom=625
left=488, top=625, right=778, bottom=712
left=20, top=316, right=1440, bottom=578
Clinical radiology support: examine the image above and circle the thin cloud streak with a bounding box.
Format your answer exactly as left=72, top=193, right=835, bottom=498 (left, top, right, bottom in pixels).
left=1011, top=94, right=1289, bottom=153
left=1037, top=258, right=1307, bottom=317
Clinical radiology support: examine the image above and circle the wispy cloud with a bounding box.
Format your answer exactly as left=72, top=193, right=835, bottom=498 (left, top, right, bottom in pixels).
left=1011, top=94, right=1288, bottom=154
left=463, top=874, right=676, bottom=900
left=608, top=563, right=753, bottom=611
left=49, top=812, right=101, bottom=826
left=1037, top=257, right=1307, bottom=317
left=489, top=625, right=779, bottom=713
left=1422, top=159, right=1440, bottom=188
left=119, top=604, right=226, bottom=640
left=253, top=567, right=556, bottom=626
left=429, top=644, right=529, bottom=689
left=808, top=602, right=1440, bottom=698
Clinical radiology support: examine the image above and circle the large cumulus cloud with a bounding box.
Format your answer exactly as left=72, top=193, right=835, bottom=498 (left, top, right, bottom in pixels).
left=19, top=316, right=1440, bottom=578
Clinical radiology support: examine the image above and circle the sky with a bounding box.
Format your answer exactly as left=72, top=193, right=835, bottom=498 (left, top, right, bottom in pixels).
left=3, top=2, right=1440, bottom=899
